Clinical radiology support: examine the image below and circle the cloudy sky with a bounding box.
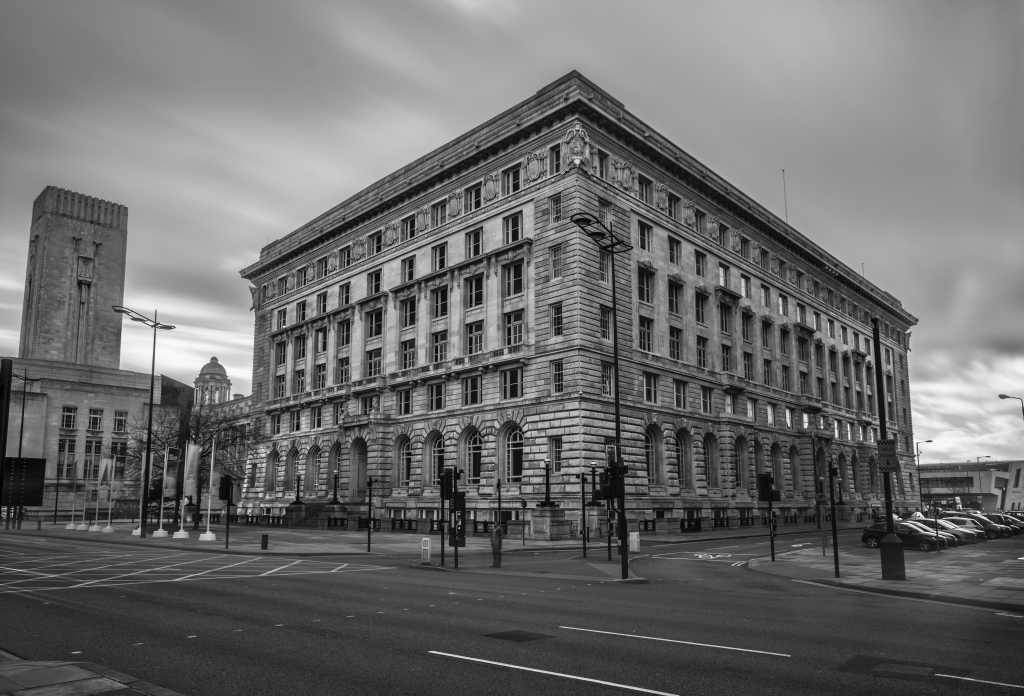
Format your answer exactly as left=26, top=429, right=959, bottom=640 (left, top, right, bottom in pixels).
left=1, top=0, right=1021, bottom=464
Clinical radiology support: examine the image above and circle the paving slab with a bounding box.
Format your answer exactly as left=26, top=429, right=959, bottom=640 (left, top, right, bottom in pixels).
left=0, top=654, right=186, bottom=696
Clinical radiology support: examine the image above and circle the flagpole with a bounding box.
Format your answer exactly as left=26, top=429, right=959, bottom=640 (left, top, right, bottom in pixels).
left=132, top=450, right=150, bottom=536
left=199, top=433, right=217, bottom=541
left=89, top=460, right=104, bottom=531
left=102, top=459, right=115, bottom=533
left=65, top=459, right=78, bottom=530
left=153, top=447, right=170, bottom=538
left=173, top=443, right=193, bottom=539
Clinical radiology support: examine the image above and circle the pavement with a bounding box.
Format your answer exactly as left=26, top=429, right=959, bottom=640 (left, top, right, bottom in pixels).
left=749, top=536, right=1024, bottom=612
left=0, top=648, right=184, bottom=696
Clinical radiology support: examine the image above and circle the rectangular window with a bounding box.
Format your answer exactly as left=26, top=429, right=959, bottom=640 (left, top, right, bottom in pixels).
left=57, top=438, right=76, bottom=478
left=740, top=237, right=750, bottom=259
left=465, top=321, right=483, bottom=355
left=697, top=336, right=708, bottom=368
left=695, top=293, right=707, bottom=324
left=277, top=308, right=287, bottom=330
left=317, top=257, right=329, bottom=279
left=668, top=283, right=681, bottom=315
left=464, top=184, right=482, bottom=214
left=694, top=209, right=707, bottom=235
left=644, top=372, right=658, bottom=403
left=827, top=318, right=835, bottom=338
left=339, top=282, right=351, bottom=306
left=599, top=252, right=610, bottom=282
left=779, top=328, right=789, bottom=355
left=778, top=294, right=789, bottom=316
left=429, top=383, right=445, bottom=410
left=637, top=270, right=653, bottom=304
left=551, top=361, right=564, bottom=394
left=549, top=194, right=562, bottom=223
left=502, top=166, right=521, bottom=196
left=701, top=386, right=713, bottom=414
left=431, top=200, right=448, bottom=228
left=401, top=298, right=417, bottom=328
left=716, top=221, right=729, bottom=247
left=338, top=319, right=351, bottom=347
left=841, top=326, right=849, bottom=344
left=362, top=395, right=378, bottom=415
left=61, top=406, right=77, bottom=430
left=294, top=335, right=307, bottom=361
left=762, top=321, right=771, bottom=349
left=339, top=246, right=352, bottom=268
left=743, top=352, right=753, bottom=381
left=367, top=269, right=382, bottom=295
left=669, top=237, right=682, bottom=265
left=725, top=394, right=734, bottom=414
left=88, top=409, right=103, bottom=431
left=315, top=363, right=327, bottom=389
left=638, top=220, right=653, bottom=251
left=550, top=303, right=563, bottom=337
left=275, top=375, right=286, bottom=399
left=639, top=317, right=653, bottom=352
left=296, top=266, right=308, bottom=288
left=718, top=263, right=729, bottom=288
left=767, top=404, right=776, bottom=427
left=550, top=436, right=564, bottom=474
left=799, top=371, right=808, bottom=395
left=290, top=410, right=301, bottom=433
left=501, top=368, right=522, bottom=399
left=335, top=357, right=350, bottom=384
left=503, top=261, right=524, bottom=297
left=401, top=257, right=415, bottom=283
left=401, top=339, right=417, bottom=370
left=781, top=365, right=791, bottom=391
left=674, top=380, right=687, bottom=408
left=294, top=369, right=306, bottom=393
left=398, top=389, right=412, bottom=415
left=366, top=310, right=383, bottom=338
left=271, top=414, right=282, bottom=436
left=721, top=343, right=732, bottom=372
left=432, top=331, right=448, bottom=363
left=367, top=231, right=383, bottom=256
left=741, top=313, right=752, bottom=341
left=505, top=310, right=524, bottom=346
left=316, top=292, right=327, bottom=315
left=278, top=277, right=287, bottom=296
left=432, top=286, right=448, bottom=318
left=401, top=215, right=417, bottom=241
left=598, top=151, right=609, bottom=180
left=746, top=397, right=755, bottom=421
left=786, top=407, right=794, bottom=428
left=637, top=175, right=653, bottom=205
left=740, top=275, right=751, bottom=298
left=113, top=411, right=128, bottom=433
left=311, top=406, right=323, bottom=429
left=669, top=327, right=682, bottom=360
left=760, top=284, right=770, bottom=307
left=465, top=275, right=484, bottom=308
left=549, top=245, right=563, bottom=279
left=719, top=304, right=731, bottom=334
left=600, top=307, right=612, bottom=339
left=365, top=349, right=382, bottom=377
left=695, top=251, right=706, bottom=277
left=432, top=243, right=447, bottom=271
left=798, top=337, right=809, bottom=363
left=549, top=145, right=561, bottom=174
left=463, top=376, right=481, bottom=406
left=763, top=359, right=772, bottom=387
left=465, top=228, right=482, bottom=258
left=601, top=363, right=614, bottom=396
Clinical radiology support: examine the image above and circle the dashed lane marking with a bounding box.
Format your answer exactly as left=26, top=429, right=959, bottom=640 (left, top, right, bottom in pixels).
left=560, top=626, right=791, bottom=657
left=936, top=674, right=1024, bottom=690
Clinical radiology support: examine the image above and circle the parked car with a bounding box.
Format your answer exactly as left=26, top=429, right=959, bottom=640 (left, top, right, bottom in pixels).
left=912, top=518, right=983, bottom=544
left=986, top=513, right=1024, bottom=534
left=941, top=514, right=1011, bottom=539
left=861, top=522, right=948, bottom=551
left=901, top=520, right=960, bottom=547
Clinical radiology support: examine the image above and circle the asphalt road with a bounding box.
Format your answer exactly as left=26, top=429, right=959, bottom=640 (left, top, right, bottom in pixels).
left=1, top=532, right=1022, bottom=695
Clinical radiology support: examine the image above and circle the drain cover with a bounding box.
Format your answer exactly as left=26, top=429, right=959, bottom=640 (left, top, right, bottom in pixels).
left=485, top=631, right=553, bottom=643
left=838, top=655, right=971, bottom=683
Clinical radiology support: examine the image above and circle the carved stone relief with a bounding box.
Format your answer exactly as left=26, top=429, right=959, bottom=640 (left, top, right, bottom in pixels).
left=327, top=250, right=338, bottom=272
left=561, top=122, right=591, bottom=171
left=654, top=183, right=669, bottom=213
left=614, top=159, right=636, bottom=193
left=447, top=190, right=463, bottom=217
left=415, top=206, right=430, bottom=232
left=352, top=240, right=366, bottom=262
left=682, top=200, right=696, bottom=228
left=384, top=221, right=399, bottom=246
left=524, top=150, right=546, bottom=182
left=482, top=173, right=500, bottom=202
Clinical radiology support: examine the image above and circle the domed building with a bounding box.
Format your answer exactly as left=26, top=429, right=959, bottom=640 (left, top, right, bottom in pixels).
left=195, top=357, right=232, bottom=405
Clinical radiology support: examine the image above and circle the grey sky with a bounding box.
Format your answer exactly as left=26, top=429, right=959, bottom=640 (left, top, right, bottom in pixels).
left=1, top=0, right=1021, bottom=463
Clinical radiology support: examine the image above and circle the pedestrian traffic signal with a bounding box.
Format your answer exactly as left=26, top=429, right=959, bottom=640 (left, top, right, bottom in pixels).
left=218, top=475, right=233, bottom=501
left=441, top=469, right=454, bottom=499
left=756, top=473, right=780, bottom=502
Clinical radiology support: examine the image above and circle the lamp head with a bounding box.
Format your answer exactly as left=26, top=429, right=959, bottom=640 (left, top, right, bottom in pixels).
left=130, top=317, right=146, bottom=322
left=570, top=212, right=607, bottom=241
left=158, top=324, right=176, bottom=331
left=112, top=305, right=129, bottom=314
left=925, top=439, right=933, bottom=443
left=998, top=394, right=1009, bottom=399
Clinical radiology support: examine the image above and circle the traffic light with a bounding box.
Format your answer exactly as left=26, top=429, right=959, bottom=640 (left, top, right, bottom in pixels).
left=756, top=473, right=781, bottom=502
left=218, top=475, right=233, bottom=501
left=441, top=469, right=454, bottom=499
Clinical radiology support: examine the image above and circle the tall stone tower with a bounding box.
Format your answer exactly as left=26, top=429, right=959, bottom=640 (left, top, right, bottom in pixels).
left=195, top=357, right=232, bottom=404
left=19, top=186, right=128, bottom=369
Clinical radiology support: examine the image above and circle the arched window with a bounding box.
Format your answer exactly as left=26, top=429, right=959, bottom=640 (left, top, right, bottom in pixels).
left=396, top=439, right=412, bottom=486
left=704, top=433, right=720, bottom=489
left=502, top=426, right=524, bottom=483
left=735, top=436, right=748, bottom=490
left=351, top=439, right=367, bottom=501
left=463, top=431, right=483, bottom=483
left=676, top=430, right=693, bottom=489
left=426, top=435, right=444, bottom=486
left=247, top=459, right=257, bottom=489
left=852, top=454, right=862, bottom=493
left=314, top=448, right=329, bottom=495
left=644, top=430, right=656, bottom=483
left=264, top=450, right=278, bottom=491
left=771, top=444, right=785, bottom=493
left=836, top=453, right=848, bottom=494
left=789, top=445, right=801, bottom=494
left=284, top=448, right=298, bottom=491
left=868, top=456, right=878, bottom=494
left=329, top=442, right=342, bottom=495
left=304, top=447, right=319, bottom=496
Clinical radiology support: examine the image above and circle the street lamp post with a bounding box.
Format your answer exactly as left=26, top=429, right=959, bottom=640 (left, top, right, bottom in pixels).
left=571, top=211, right=633, bottom=581
left=113, top=306, right=175, bottom=539
left=10, top=371, right=41, bottom=530
left=915, top=440, right=936, bottom=551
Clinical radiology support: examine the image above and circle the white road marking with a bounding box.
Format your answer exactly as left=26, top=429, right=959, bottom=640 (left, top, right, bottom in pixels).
left=790, top=580, right=998, bottom=612
left=559, top=626, right=791, bottom=657
left=331, top=564, right=349, bottom=572
left=68, top=556, right=215, bottom=588
left=936, top=674, right=1024, bottom=689
left=428, top=651, right=679, bottom=695
left=260, top=561, right=302, bottom=576
left=706, top=546, right=739, bottom=550
left=173, top=558, right=256, bottom=581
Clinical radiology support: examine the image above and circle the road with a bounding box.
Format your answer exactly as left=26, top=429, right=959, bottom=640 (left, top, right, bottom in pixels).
left=1, top=531, right=1022, bottom=695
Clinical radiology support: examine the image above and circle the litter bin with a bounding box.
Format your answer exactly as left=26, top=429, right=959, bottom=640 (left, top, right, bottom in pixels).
left=629, top=531, right=640, bottom=554
left=421, top=537, right=432, bottom=564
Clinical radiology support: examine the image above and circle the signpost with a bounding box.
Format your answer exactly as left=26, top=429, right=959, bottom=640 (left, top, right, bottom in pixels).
left=878, top=439, right=899, bottom=473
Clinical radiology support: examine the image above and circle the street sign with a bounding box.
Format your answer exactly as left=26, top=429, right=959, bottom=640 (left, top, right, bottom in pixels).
left=878, top=438, right=899, bottom=472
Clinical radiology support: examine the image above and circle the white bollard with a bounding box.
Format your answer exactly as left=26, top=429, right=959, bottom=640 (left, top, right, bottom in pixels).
left=629, top=531, right=640, bottom=554
left=421, top=537, right=432, bottom=565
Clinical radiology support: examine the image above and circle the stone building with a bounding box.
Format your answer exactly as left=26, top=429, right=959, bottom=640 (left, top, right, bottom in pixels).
left=3, top=186, right=192, bottom=518
left=238, top=72, right=920, bottom=533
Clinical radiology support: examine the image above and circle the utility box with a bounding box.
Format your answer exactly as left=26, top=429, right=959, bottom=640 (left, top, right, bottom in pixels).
left=629, top=531, right=640, bottom=554
left=421, top=537, right=431, bottom=564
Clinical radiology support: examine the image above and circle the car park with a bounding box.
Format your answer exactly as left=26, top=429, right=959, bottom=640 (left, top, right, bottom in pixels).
left=911, top=518, right=983, bottom=544
left=941, top=514, right=1011, bottom=539
left=861, top=522, right=948, bottom=551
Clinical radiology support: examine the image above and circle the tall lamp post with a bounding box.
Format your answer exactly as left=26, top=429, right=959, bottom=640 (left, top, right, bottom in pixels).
left=8, top=371, right=41, bottom=530
left=570, top=211, right=633, bottom=581
left=113, top=306, right=175, bottom=538
left=915, top=440, right=935, bottom=550
left=998, top=394, right=1024, bottom=423
left=975, top=455, right=990, bottom=511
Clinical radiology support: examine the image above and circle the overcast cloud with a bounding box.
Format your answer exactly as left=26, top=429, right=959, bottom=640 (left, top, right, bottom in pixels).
left=1, top=0, right=1021, bottom=464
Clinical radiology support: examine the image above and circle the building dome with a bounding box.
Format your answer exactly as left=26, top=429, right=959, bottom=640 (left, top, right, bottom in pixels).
left=199, top=357, right=227, bottom=376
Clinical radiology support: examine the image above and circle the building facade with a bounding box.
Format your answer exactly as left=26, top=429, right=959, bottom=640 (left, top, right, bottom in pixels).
left=238, top=72, right=920, bottom=532
left=3, top=186, right=193, bottom=518
left=919, top=461, right=1024, bottom=512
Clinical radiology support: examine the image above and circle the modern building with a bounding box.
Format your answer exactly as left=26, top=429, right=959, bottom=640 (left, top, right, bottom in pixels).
left=3, top=186, right=193, bottom=519
left=238, top=72, right=920, bottom=534
left=918, top=460, right=1024, bottom=512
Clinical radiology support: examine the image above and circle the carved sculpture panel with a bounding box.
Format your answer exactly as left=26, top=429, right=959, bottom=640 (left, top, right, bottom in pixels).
left=614, top=159, right=636, bottom=193
left=447, top=190, right=463, bottom=217
left=482, top=173, right=499, bottom=202
left=524, top=150, right=546, bottom=182
left=682, top=200, right=696, bottom=228
left=655, top=183, right=669, bottom=213
left=384, top=221, right=399, bottom=246
left=562, top=122, right=591, bottom=171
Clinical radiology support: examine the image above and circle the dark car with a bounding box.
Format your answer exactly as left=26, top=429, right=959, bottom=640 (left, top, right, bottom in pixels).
left=941, top=513, right=1011, bottom=539
left=911, top=518, right=983, bottom=544
left=862, top=522, right=948, bottom=551
left=986, top=513, right=1024, bottom=533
